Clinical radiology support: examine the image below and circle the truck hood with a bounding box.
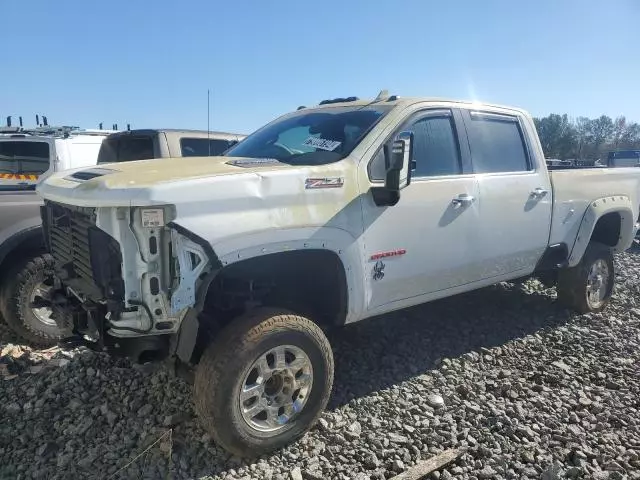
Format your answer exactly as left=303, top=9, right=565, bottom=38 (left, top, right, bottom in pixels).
left=36, top=156, right=298, bottom=206
left=36, top=155, right=355, bottom=208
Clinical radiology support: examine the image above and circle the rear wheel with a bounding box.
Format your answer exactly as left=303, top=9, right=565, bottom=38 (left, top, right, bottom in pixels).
left=194, top=308, right=334, bottom=457
left=0, top=254, right=63, bottom=346
left=557, top=242, right=615, bottom=313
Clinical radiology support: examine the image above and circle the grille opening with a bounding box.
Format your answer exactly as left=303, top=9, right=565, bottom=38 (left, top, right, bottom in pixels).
left=44, top=201, right=123, bottom=302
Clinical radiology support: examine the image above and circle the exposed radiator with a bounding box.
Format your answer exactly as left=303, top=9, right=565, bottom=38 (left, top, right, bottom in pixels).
left=41, top=201, right=124, bottom=303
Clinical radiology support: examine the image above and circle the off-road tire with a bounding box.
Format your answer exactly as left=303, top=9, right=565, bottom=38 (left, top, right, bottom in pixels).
left=557, top=241, right=615, bottom=314
left=0, top=254, right=62, bottom=346
left=194, top=307, right=334, bottom=457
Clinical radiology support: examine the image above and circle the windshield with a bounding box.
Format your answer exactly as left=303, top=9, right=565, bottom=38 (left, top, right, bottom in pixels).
left=224, top=105, right=392, bottom=165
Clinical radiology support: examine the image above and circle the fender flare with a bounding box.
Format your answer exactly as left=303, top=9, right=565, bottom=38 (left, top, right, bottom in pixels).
left=568, top=195, right=635, bottom=267
left=213, top=227, right=363, bottom=322
left=0, top=226, right=45, bottom=271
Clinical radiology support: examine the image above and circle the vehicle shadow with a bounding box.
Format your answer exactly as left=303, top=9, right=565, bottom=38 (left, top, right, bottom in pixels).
left=326, top=280, right=568, bottom=409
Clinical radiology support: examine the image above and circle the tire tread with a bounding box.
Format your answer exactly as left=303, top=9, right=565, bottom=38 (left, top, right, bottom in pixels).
left=557, top=242, right=614, bottom=314
left=0, top=254, right=60, bottom=346
left=194, top=307, right=333, bottom=457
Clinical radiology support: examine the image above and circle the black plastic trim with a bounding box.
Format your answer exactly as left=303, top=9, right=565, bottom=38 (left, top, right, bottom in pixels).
left=534, top=243, right=569, bottom=271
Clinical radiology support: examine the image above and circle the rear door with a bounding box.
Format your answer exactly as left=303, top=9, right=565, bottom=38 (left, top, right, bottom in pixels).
left=0, top=138, right=53, bottom=189
left=462, top=109, right=552, bottom=279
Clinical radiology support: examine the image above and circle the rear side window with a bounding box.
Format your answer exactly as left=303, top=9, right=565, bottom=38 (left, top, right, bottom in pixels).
left=0, top=141, right=50, bottom=174
left=98, top=136, right=155, bottom=163
left=466, top=112, right=530, bottom=173
left=180, top=138, right=236, bottom=157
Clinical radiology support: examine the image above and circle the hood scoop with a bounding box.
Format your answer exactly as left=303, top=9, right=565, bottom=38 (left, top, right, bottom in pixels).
left=66, top=167, right=118, bottom=182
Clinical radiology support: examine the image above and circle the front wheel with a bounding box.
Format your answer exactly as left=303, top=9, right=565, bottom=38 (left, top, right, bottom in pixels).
left=194, top=308, right=334, bottom=457
left=557, top=242, right=615, bottom=313
left=0, top=254, right=64, bottom=346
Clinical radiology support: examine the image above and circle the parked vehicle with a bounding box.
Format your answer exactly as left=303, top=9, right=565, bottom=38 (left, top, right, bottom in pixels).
left=0, top=127, right=244, bottom=345
left=0, top=125, right=115, bottom=189
left=0, top=126, right=116, bottom=344
left=607, top=150, right=640, bottom=168
left=96, top=129, right=246, bottom=164
left=546, top=158, right=573, bottom=167
left=36, top=92, right=640, bottom=456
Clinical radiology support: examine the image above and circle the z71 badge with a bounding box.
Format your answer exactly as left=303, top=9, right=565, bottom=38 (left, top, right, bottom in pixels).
left=305, top=177, right=344, bottom=189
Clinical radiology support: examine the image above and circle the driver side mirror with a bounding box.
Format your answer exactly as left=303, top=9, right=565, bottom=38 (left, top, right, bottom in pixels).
left=384, top=131, right=413, bottom=192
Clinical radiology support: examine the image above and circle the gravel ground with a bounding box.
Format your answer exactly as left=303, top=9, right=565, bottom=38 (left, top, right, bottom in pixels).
left=1, top=249, right=640, bottom=480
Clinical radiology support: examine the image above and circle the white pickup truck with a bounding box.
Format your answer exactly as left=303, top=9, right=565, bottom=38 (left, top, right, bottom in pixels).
left=36, top=92, right=640, bottom=456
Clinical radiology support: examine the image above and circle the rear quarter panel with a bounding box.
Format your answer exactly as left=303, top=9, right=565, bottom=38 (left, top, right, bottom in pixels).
left=549, top=168, right=640, bottom=262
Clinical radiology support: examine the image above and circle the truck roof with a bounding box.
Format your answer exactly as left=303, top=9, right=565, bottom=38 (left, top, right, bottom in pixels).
left=299, top=95, right=528, bottom=116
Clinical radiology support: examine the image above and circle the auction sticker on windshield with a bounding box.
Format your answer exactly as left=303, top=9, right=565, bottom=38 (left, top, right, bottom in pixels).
left=303, top=137, right=341, bottom=151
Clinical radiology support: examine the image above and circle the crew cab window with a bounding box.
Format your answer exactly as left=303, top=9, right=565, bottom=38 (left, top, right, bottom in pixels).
left=180, top=138, right=237, bottom=157
left=0, top=141, right=50, bottom=174
left=466, top=113, right=530, bottom=173
left=368, top=113, right=461, bottom=181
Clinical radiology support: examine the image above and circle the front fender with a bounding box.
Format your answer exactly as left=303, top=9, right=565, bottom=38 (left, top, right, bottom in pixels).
left=568, top=195, right=636, bottom=267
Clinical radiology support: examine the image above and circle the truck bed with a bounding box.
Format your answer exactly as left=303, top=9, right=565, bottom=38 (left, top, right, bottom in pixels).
left=549, top=167, right=640, bottom=249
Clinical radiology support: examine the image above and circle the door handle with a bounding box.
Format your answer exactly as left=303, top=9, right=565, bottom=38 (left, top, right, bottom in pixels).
left=531, top=187, right=549, bottom=198
left=451, top=193, right=475, bottom=208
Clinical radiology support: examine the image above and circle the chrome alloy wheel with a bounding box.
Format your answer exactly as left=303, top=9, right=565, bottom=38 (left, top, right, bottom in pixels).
left=586, top=259, right=610, bottom=310
left=239, top=345, right=313, bottom=433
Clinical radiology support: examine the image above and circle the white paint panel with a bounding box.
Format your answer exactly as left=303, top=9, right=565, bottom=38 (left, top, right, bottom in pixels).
left=360, top=176, right=481, bottom=309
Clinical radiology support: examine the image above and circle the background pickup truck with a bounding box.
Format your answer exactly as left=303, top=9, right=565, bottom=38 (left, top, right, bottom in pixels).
left=36, top=92, right=640, bottom=457
left=0, top=128, right=245, bottom=345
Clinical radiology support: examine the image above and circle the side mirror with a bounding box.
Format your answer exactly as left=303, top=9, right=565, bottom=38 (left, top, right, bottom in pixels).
left=384, top=131, right=413, bottom=191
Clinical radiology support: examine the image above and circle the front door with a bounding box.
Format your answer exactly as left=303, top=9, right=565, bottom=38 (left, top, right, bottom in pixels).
left=360, top=108, right=481, bottom=312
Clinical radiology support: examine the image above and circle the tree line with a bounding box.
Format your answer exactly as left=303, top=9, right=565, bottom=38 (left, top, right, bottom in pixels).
left=533, top=114, right=640, bottom=160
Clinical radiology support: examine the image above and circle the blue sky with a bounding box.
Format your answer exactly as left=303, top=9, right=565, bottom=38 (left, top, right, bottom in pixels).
left=2, top=0, right=638, bottom=134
